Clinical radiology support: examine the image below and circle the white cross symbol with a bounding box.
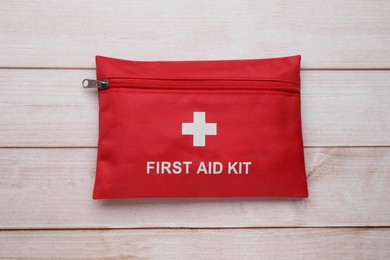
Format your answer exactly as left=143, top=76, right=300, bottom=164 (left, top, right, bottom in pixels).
left=182, top=112, right=217, bottom=147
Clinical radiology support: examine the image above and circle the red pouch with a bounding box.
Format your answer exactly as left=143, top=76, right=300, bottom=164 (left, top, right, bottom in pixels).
left=83, top=55, right=308, bottom=199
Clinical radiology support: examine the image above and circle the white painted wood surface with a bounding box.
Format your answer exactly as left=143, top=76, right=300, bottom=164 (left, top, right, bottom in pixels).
left=1, top=70, right=389, bottom=147
left=1, top=229, right=389, bottom=259
left=1, top=147, right=389, bottom=229
left=1, top=0, right=390, bottom=68
left=0, top=0, right=389, bottom=258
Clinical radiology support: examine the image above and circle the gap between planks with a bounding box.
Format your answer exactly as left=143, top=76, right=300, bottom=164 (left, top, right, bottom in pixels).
left=1, top=146, right=390, bottom=149
left=1, top=67, right=390, bottom=71
left=1, top=226, right=390, bottom=232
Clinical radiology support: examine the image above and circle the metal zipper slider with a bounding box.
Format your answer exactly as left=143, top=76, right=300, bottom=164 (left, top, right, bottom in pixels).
left=82, top=79, right=109, bottom=90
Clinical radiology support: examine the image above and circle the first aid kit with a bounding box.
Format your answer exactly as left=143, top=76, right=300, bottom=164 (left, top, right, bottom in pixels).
left=83, top=55, right=308, bottom=199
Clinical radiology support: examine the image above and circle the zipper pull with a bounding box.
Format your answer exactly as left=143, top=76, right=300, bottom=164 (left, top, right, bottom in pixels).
left=82, top=79, right=109, bottom=90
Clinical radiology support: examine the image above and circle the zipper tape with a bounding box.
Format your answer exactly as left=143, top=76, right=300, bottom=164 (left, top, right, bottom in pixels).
left=82, top=78, right=299, bottom=93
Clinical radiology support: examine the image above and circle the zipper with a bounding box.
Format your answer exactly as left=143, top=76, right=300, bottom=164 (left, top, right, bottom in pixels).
left=82, top=78, right=299, bottom=93
left=82, top=79, right=109, bottom=90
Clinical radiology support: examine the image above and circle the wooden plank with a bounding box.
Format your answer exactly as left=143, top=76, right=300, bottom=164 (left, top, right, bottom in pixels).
left=0, top=228, right=389, bottom=259
left=0, top=147, right=389, bottom=229
left=1, top=69, right=390, bottom=147
left=1, top=0, right=389, bottom=69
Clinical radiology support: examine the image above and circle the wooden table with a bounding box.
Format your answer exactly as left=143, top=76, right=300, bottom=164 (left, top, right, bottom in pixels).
left=1, top=1, right=389, bottom=259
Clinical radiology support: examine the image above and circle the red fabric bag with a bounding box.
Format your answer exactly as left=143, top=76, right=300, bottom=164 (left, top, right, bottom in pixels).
left=83, top=55, right=308, bottom=199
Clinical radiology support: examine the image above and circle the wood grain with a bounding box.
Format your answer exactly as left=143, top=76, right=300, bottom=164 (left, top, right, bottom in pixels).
left=0, top=147, right=389, bottom=229
left=1, top=0, right=389, bottom=259
left=1, top=69, right=389, bottom=147
left=0, top=228, right=389, bottom=259
left=1, top=0, right=389, bottom=68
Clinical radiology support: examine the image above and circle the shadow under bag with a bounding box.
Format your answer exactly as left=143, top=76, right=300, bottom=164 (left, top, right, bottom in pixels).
left=84, top=55, right=308, bottom=199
